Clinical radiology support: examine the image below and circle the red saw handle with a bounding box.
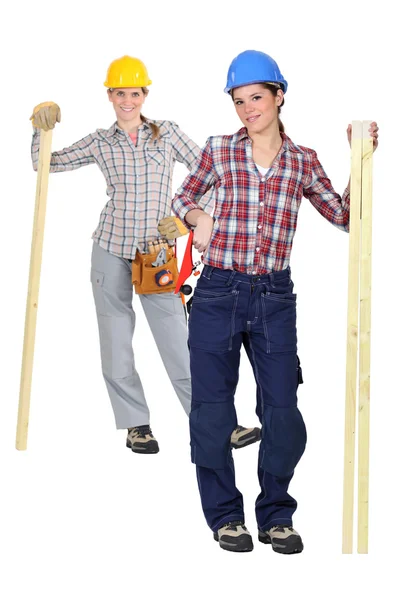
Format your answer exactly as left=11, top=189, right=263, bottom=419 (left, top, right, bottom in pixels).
left=174, top=230, right=194, bottom=294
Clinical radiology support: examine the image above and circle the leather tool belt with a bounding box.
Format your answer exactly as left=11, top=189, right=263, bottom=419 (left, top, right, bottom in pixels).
left=132, top=247, right=179, bottom=295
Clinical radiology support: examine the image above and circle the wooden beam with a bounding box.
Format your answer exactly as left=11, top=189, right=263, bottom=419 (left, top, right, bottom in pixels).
left=342, top=121, right=363, bottom=554
left=16, top=129, right=53, bottom=451
left=357, top=120, right=373, bottom=553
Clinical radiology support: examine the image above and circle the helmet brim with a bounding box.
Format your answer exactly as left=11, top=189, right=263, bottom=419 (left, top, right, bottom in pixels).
left=104, top=79, right=152, bottom=88
left=224, top=79, right=287, bottom=94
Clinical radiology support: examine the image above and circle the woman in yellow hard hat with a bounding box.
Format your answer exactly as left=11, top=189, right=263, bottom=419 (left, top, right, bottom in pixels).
left=29, top=55, right=261, bottom=455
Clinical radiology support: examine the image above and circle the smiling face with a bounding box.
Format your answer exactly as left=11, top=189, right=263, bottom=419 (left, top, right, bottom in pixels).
left=232, top=83, right=284, bottom=134
left=107, top=87, right=147, bottom=122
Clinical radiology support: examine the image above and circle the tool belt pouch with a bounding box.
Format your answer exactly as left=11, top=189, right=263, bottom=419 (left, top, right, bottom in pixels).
left=132, top=248, right=179, bottom=295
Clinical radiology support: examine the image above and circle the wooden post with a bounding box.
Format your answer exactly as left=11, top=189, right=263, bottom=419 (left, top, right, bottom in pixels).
left=342, top=120, right=373, bottom=553
left=357, top=122, right=373, bottom=553
left=16, top=129, right=53, bottom=451
left=342, top=121, right=363, bottom=554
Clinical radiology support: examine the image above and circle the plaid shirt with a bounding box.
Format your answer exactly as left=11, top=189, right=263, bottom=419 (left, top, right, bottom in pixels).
left=31, top=119, right=211, bottom=258
left=172, top=129, right=350, bottom=275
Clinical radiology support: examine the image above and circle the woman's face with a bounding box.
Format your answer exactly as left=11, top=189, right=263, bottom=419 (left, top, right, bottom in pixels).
left=232, top=83, right=283, bottom=134
left=108, top=88, right=146, bottom=121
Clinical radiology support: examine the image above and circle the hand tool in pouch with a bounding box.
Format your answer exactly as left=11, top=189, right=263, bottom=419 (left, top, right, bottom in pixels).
left=152, top=247, right=167, bottom=267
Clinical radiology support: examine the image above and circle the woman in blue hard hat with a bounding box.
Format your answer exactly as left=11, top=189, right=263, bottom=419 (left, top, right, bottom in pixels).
left=172, top=50, right=379, bottom=553
left=29, top=55, right=261, bottom=456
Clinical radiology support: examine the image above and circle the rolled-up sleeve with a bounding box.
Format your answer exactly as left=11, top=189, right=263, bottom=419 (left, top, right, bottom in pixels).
left=172, top=138, right=217, bottom=223
left=303, top=150, right=350, bottom=232
left=31, top=128, right=95, bottom=172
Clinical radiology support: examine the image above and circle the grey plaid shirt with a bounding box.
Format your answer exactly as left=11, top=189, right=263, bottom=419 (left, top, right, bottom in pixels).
left=31, top=119, right=212, bottom=258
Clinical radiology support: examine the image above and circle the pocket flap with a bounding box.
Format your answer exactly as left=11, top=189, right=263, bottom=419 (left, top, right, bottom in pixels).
left=91, top=269, right=104, bottom=286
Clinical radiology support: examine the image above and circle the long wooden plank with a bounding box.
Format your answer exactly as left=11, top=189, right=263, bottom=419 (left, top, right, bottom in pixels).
left=357, top=121, right=373, bottom=553
left=342, top=121, right=363, bottom=554
left=16, top=129, right=53, bottom=451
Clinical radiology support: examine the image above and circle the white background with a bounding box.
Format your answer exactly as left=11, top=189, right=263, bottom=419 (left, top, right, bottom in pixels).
left=0, top=0, right=398, bottom=597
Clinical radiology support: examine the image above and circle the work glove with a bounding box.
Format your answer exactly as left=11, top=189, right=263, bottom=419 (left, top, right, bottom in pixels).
left=157, top=216, right=188, bottom=239
left=147, top=239, right=169, bottom=254
left=30, top=101, right=61, bottom=131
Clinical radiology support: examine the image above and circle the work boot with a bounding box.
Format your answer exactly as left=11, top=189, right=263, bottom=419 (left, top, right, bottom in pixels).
left=230, top=425, right=261, bottom=449
left=258, top=525, right=303, bottom=554
left=213, top=521, right=254, bottom=553
left=126, top=425, right=159, bottom=454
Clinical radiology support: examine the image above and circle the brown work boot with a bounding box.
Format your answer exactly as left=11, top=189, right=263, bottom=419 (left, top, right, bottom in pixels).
left=126, top=425, right=159, bottom=454
left=230, top=425, right=261, bottom=449
left=258, top=525, right=303, bottom=554
left=213, top=521, right=254, bottom=552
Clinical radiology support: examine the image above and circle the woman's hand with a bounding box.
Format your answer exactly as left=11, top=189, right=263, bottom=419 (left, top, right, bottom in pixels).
left=193, top=213, right=214, bottom=253
left=30, top=102, right=61, bottom=131
left=347, top=121, right=379, bottom=152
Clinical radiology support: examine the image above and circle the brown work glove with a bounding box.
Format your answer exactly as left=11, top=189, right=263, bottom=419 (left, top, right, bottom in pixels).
left=147, top=239, right=168, bottom=254
left=158, top=216, right=189, bottom=239
left=30, top=101, right=61, bottom=131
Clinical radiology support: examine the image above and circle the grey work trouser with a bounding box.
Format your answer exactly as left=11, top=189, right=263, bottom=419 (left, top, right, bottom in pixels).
left=90, top=241, right=191, bottom=428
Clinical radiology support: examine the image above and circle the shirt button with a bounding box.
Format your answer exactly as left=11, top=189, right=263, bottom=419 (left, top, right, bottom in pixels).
left=258, top=224, right=262, bottom=229
left=260, top=202, right=264, bottom=206
left=261, top=178, right=265, bottom=183
left=256, top=247, right=260, bottom=252
left=252, top=271, right=257, bottom=275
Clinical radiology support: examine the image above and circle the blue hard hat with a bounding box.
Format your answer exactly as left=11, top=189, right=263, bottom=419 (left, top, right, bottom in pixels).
left=224, top=50, right=288, bottom=94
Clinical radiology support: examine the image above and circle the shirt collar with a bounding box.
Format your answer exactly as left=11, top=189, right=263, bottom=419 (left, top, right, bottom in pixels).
left=236, top=128, right=303, bottom=154
left=104, top=119, right=153, bottom=139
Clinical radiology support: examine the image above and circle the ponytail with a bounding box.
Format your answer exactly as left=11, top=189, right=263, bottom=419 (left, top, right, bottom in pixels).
left=140, top=87, right=160, bottom=141
left=140, top=113, right=160, bottom=141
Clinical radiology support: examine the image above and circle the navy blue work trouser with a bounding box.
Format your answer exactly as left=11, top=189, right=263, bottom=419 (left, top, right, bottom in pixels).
left=188, top=265, right=307, bottom=532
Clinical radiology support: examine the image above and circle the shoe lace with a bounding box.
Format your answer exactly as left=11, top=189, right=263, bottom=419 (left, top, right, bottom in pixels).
left=234, top=426, right=246, bottom=433
left=129, top=425, right=152, bottom=439
left=224, top=520, right=246, bottom=532
left=271, top=525, right=294, bottom=533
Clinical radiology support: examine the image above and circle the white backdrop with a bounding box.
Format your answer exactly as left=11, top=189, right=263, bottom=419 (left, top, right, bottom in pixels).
left=1, top=0, right=398, bottom=597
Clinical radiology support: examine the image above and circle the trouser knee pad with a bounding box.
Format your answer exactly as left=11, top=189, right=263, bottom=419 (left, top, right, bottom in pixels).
left=260, top=405, right=307, bottom=477
left=190, top=400, right=236, bottom=469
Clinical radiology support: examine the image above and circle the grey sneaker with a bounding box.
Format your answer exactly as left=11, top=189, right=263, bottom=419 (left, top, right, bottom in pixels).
left=213, top=521, right=254, bottom=552
left=126, top=425, right=159, bottom=454
left=258, top=525, right=303, bottom=554
left=230, top=425, right=261, bottom=449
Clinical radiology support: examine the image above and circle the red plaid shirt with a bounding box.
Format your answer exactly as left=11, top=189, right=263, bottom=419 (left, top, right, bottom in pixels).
left=172, top=129, right=350, bottom=275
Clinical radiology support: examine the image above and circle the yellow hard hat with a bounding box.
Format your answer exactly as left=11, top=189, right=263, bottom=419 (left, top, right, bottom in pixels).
left=104, top=56, right=152, bottom=88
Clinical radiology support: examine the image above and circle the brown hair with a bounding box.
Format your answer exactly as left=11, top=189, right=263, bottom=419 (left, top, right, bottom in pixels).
left=231, top=82, right=285, bottom=133
left=140, top=87, right=160, bottom=141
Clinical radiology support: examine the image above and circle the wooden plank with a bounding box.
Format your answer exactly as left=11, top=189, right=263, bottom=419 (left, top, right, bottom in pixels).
left=342, top=121, right=363, bottom=553
left=357, top=121, right=373, bottom=553
left=16, top=129, right=53, bottom=451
